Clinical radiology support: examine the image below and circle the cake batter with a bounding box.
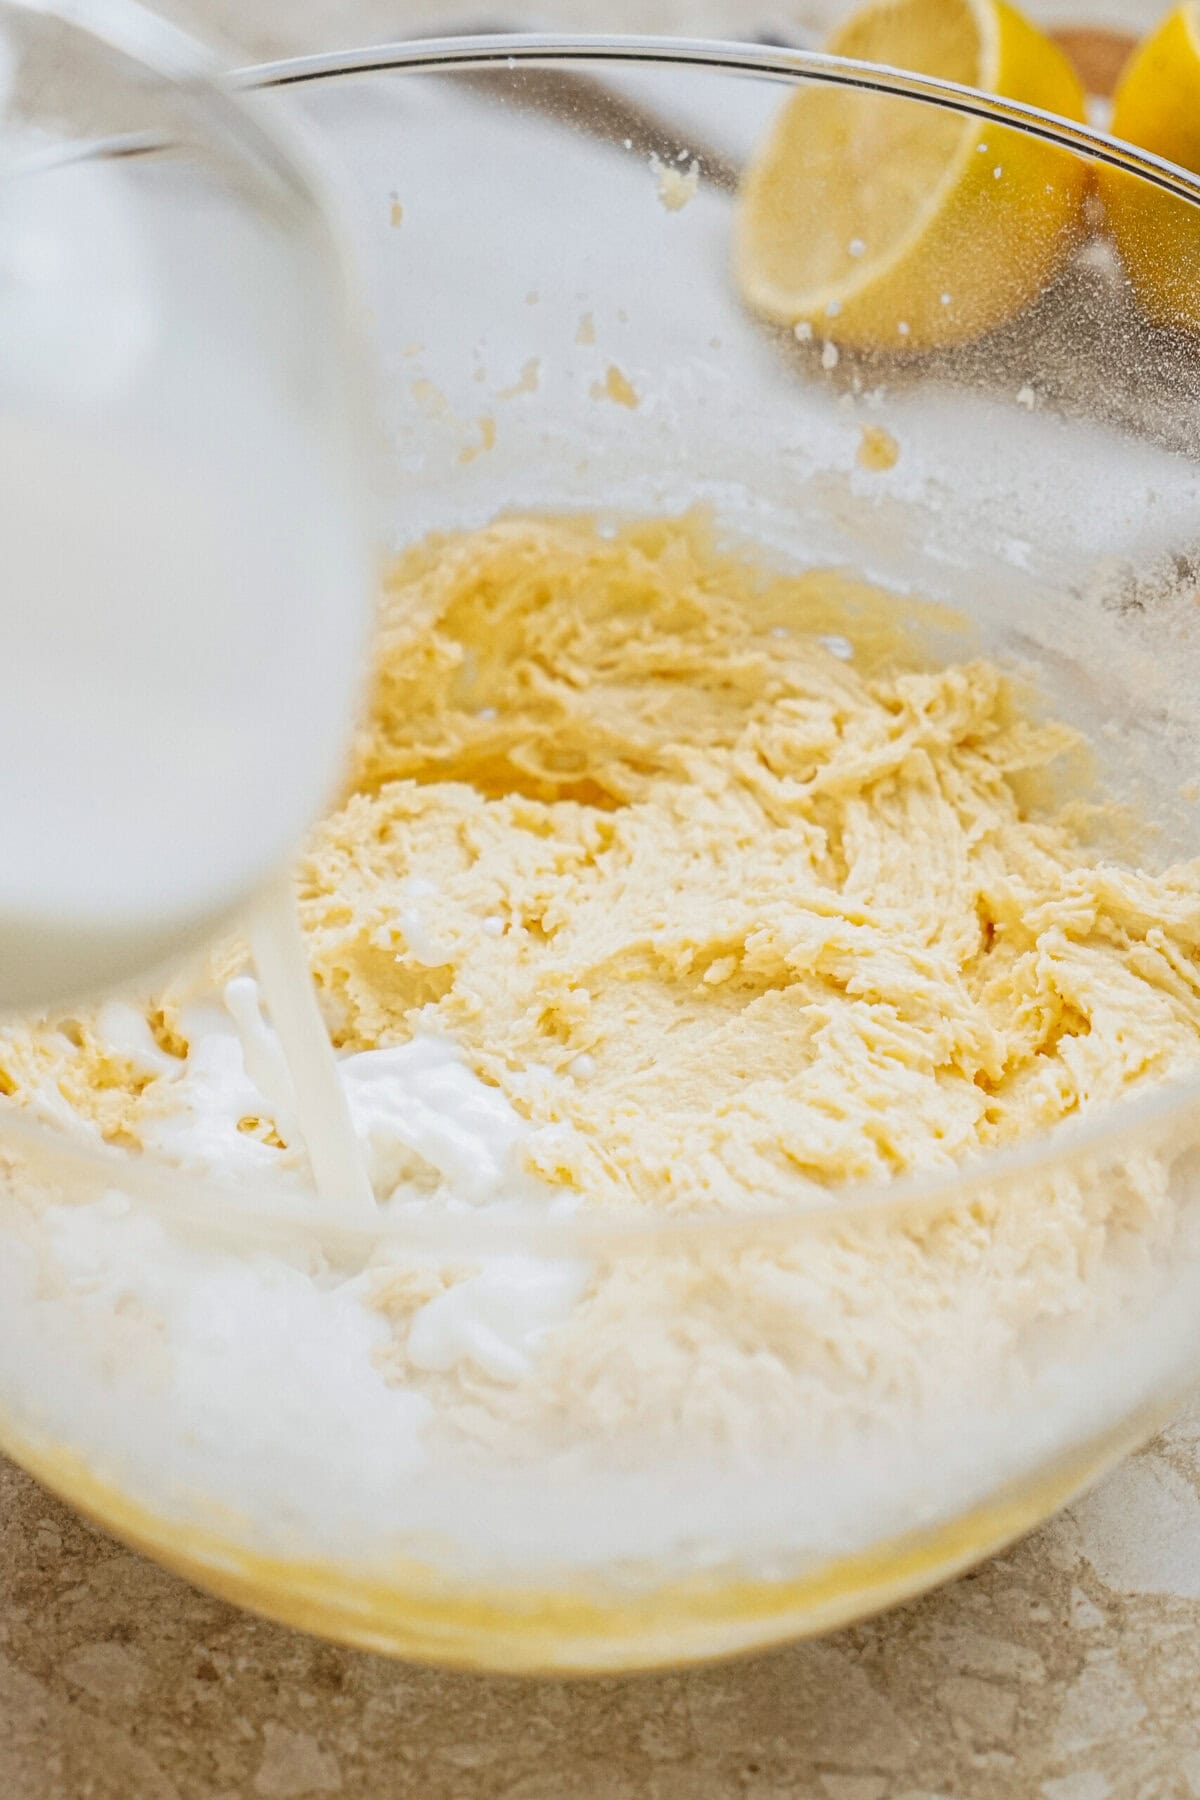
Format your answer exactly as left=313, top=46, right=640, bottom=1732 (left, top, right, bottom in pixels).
left=3, top=512, right=1200, bottom=1465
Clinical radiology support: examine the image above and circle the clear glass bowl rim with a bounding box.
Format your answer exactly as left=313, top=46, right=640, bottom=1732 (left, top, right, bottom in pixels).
left=20, top=30, right=1200, bottom=1256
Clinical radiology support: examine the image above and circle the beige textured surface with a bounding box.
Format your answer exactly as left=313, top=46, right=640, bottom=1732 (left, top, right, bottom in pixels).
left=6, top=1407, right=1200, bottom=1798
left=7, top=3, right=1200, bottom=1796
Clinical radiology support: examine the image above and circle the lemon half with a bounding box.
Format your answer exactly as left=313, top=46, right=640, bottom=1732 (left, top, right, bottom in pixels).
left=736, top=0, right=1088, bottom=351
left=1105, top=2, right=1200, bottom=331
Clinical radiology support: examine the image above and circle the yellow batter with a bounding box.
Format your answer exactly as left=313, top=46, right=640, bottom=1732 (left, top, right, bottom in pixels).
left=6, top=510, right=1200, bottom=1213
left=4, top=511, right=1200, bottom=1461
left=286, top=511, right=1200, bottom=1215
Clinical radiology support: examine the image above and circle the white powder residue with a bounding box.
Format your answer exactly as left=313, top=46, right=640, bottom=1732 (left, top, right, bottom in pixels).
left=14, top=979, right=591, bottom=1513
left=407, top=1256, right=591, bottom=1383
left=34, top=1191, right=430, bottom=1498
left=140, top=981, right=587, bottom=1397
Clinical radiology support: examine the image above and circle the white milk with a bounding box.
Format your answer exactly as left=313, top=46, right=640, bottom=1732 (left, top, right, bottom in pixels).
left=0, top=152, right=372, bottom=1004
left=247, top=883, right=376, bottom=1217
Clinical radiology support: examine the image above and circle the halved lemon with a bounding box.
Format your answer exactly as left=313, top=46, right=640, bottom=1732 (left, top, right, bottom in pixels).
left=735, top=0, right=1088, bottom=351
left=1104, top=3, right=1200, bottom=331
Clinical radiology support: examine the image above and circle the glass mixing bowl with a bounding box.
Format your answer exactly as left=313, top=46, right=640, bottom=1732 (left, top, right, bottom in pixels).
left=4, top=35, right=1200, bottom=1673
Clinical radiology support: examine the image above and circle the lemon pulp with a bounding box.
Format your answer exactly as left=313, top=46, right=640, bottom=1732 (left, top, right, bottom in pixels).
left=736, top=0, right=1087, bottom=351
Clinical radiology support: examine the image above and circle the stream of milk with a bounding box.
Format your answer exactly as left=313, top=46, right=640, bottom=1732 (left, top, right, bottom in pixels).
left=247, top=882, right=377, bottom=1218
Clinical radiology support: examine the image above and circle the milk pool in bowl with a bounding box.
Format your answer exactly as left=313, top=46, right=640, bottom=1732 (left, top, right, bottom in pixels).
left=4, top=39, right=1200, bottom=1671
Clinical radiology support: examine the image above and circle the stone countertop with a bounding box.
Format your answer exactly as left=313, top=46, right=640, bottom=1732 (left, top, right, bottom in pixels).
left=7, top=1409, right=1200, bottom=1800
left=7, top=3, right=1200, bottom=1796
